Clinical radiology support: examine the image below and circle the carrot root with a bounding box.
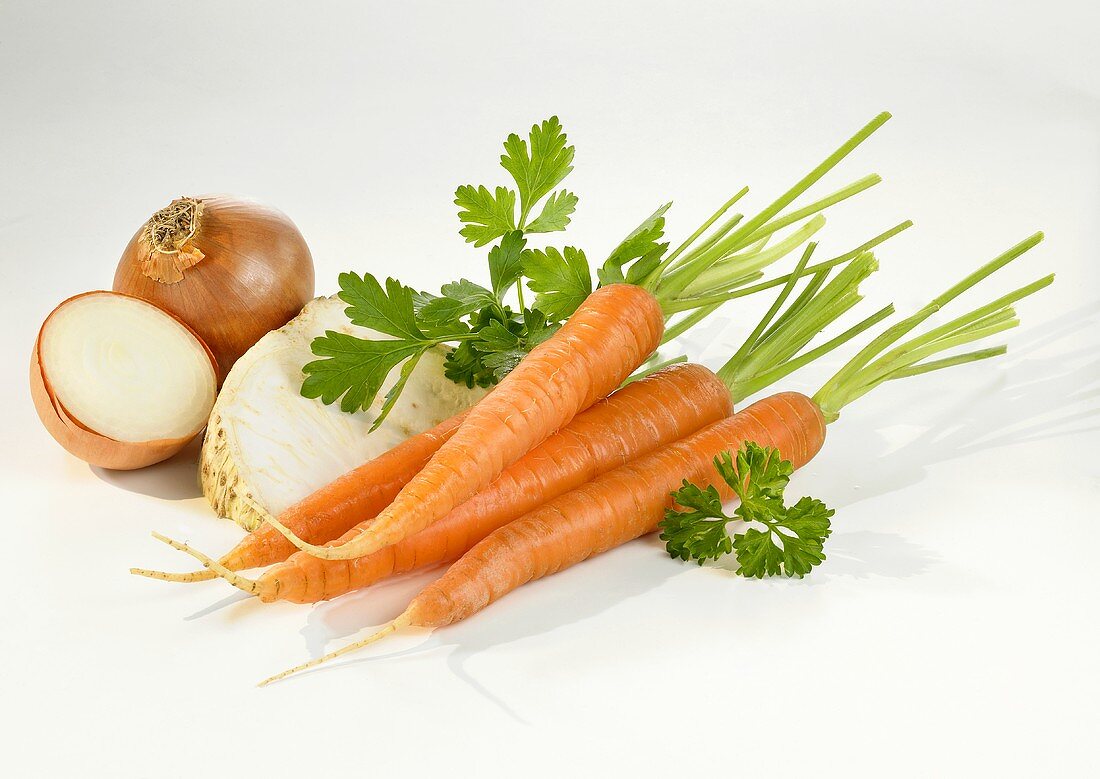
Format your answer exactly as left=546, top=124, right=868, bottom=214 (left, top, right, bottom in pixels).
left=149, top=533, right=261, bottom=596
left=258, top=613, right=414, bottom=687
left=129, top=566, right=217, bottom=583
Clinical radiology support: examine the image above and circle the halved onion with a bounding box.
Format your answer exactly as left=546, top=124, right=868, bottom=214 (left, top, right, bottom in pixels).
left=30, top=291, right=218, bottom=470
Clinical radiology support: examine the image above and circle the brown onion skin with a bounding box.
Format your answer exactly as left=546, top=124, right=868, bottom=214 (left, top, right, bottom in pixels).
left=113, top=195, right=314, bottom=383
left=30, top=291, right=219, bottom=470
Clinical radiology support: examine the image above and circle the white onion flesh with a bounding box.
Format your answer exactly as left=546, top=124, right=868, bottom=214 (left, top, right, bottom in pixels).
left=201, top=296, right=487, bottom=530
left=39, top=293, right=216, bottom=442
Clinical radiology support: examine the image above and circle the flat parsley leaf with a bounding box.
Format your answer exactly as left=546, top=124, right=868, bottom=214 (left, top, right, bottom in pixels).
left=524, top=246, right=592, bottom=320
left=336, top=272, right=424, bottom=340
left=658, top=443, right=834, bottom=578
left=500, top=116, right=575, bottom=220
left=418, top=279, right=497, bottom=327
left=455, top=184, right=517, bottom=246
left=302, top=272, right=469, bottom=425
left=488, top=231, right=527, bottom=298
left=301, top=332, right=424, bottom=415
left=525, top=189, right=578, bottom=234
left=598, top=202, right=672, bottom=285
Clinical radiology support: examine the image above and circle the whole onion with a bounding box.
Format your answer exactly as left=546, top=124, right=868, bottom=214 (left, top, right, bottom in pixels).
left=113, top=195, right=315, bottom=382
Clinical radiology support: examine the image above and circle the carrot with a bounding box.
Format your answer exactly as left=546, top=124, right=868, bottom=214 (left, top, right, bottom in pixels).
left=137, top=223, right=912, bottom=589
left=252, top=115, right=897, bottom=563
left=131, top=411, right=467, bottom=582
left=259, top=232, right=1051, bottom=684
left=160, top=239, right=893, bottom=601
left=258, top=392, right=822, bottom=684
left=156, top=362, right=733, bottom=601
left=248, top=282, right=665, bottom=562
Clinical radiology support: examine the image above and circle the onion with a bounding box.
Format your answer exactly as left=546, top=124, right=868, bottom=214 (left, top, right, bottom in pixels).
left=30, top=291, right=218, bottom=470
left=113, top=195, right=314, bottom=382
left=201, top=296, right=487, bottom=530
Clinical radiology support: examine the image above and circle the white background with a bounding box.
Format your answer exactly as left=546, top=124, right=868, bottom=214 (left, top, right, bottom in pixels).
left=2, top=1, right=1098, bottom=776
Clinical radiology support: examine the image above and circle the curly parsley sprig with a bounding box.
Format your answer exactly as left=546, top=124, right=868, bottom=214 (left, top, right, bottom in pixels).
left=659, top=443, right=834, bottom=578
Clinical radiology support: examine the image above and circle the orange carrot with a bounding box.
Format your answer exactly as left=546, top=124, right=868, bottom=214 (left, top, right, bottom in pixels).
left=260, top=232, right=1051, bottom=684
left=234, top=115, right=902, bottom=563
left=132, top=411, right=467, bottom=582
left=158, top=363, right=733, bottom=602
left=261, top=283, right=666, bottom=561
left=162, top=243, right=887, bottom=599
left=258, top=393, right=822, bottom=684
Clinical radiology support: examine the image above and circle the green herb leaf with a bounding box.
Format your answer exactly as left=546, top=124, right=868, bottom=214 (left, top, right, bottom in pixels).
left=455, top=184, right=517, bottom=246
left=444, top=340, right=497, bottom=388
left=659, top=481, right=733, bottom=563
left=373, top=350, right=424, bottom=432
left=717, top=444, right=791, bottom=507
left=301, top=332, right=427, bottom=414
left=659, top=442, right=833, bottom=577
left=525, top=190, right=579, bottom=234
left=473, top=310, right=560, bottom=381
left=521, top=308, right=559, bottom=349
left=781, top=497, right=834, bottom=544
left=418, top=279, right=497, bottom=327
left=488, top=231, right=527, bottom=299
left=598, top=203, right=671, bottom=285
left=500, top=116, right=575, bottom=222
left=524, top=246, right=593, bottom=320
left=336, top=272, right=424, bottom=340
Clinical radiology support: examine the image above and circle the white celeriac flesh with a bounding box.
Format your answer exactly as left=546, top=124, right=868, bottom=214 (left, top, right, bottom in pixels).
left=201, top=296, right=487, bottom=530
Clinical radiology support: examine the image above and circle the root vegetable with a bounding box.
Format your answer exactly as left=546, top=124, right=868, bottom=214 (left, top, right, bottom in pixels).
left=200, top=296, right=487, bottom=530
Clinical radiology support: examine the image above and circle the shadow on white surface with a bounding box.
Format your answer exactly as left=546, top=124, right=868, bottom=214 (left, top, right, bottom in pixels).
left=171, top=305, right=1099, bottom=715
left=184, top=589, right=254, bottom=621
left=91, top=436, right=204, bottom=501
left=810, top=530, right=938, bottom=580
left=706, top=529, right=940, bottom=580
left=283, top=545, right=690, bottom=720
left=816, top=302, right=1100, bottom=509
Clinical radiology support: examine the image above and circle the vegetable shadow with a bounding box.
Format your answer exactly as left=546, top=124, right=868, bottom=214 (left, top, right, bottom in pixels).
left=703, top=528, right=937, bottom=581
left=91, top=436, right=204, bottom=501
left=813, top=302, right=1100, bottom=510
left=293, top=544, right=688, bottom=721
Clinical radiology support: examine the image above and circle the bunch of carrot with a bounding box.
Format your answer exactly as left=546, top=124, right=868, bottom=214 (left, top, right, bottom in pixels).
left=133, top=113, right=1052, bottom=686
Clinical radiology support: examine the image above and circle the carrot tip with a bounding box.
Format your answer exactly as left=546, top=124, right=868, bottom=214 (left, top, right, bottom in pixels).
left=151, top=532, right=261, bottom=596
left=129, top=566, right=217, bottom=583
left=259, top=614, right=413, bottom=687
